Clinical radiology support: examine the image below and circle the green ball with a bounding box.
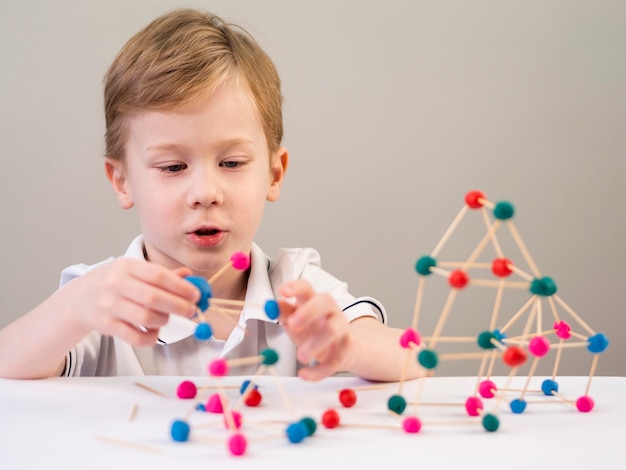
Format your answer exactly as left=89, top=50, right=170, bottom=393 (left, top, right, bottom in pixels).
left=482, top=413, right=500, bottom=432
left=415, top=256, right=437, bottom=276
left=387, top=394, right=407, bottom=415
left=418, top=349, right=438, bottom=369
left=260, top=348, right=279, bottom=365
left=529, top=277, right=557, bottom=296
left=493, top=201, right=515, bottom=220
left=299, top=417, right=317, bottom=436
left=477, top=331, right=497, bottom=349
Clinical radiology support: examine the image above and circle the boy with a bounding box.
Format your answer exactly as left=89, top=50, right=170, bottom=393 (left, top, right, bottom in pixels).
left=0, top=8, right=422, bottom=382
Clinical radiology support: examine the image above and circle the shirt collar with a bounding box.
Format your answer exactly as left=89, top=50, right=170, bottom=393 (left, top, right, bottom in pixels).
left=127, top=236, right=277, bottom=344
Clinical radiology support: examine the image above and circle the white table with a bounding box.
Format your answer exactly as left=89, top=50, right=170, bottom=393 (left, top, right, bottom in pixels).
left=1, top=375, right=623, bottom=469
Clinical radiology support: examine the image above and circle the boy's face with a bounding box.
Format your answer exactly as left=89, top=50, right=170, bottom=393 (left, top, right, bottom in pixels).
left=105, top=80, right=287, bottom=277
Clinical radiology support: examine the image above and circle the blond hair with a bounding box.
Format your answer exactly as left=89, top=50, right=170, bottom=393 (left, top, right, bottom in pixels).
left=104, top=8, right=283, bottom=160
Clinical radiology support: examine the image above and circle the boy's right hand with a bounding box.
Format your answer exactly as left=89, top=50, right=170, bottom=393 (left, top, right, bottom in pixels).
left=59, top=258, right=200, bottom=346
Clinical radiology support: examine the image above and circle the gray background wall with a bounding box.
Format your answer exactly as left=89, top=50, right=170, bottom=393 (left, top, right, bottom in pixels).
left=1, top=0, right=624, bottom=376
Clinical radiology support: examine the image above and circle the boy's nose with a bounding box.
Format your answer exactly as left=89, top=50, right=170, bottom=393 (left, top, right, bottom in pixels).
left=187, top=168, right=223, bottom=208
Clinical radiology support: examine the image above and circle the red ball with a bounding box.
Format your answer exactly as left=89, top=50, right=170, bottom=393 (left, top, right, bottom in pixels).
left=448, top=269, right=469, bottom=289
left=339, top=388, right=357, bottom=407
left=491, top=258, right=513, bottom=277
left=244, top=389, right=262, bottom=407
left=321, top=409, right=340, bottom=428
left=502, top=346, right=527, bottom=367
left=465, top=190, right=486, bottom=209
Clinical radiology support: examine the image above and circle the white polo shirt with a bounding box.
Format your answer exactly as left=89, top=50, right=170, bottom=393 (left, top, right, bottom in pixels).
left=61, top=235, right=386, bottom=377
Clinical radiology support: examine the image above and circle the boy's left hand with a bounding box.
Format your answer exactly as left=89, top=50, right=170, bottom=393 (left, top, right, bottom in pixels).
left=277, top=279, right=356, bottom=381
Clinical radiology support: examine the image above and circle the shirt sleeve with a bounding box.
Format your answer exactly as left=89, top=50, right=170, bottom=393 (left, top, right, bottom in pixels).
left=61, top=331, right=103, bottom=377
left=271, top=247, right=387, bottom=325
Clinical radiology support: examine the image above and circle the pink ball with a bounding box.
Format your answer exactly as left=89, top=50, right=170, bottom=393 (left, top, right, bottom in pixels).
left=176, top=380, right=197, bottom=399
left=230, top=252, right=250, bottom=270
left=554, top=320, right=572, bottom=340
left=529, top=336, right=550, bottom=357
left=479, top=380, right=497, bottom=398
left=400, top=328, right=421, bottom=348
left=402, top=416, right=422, bottom=433
left=208, top=359, right=229, bottom=377
left=228, top=433, right=247, bottom=456
left=224, top=411, right=243, bottom=429
left=206, top=393, right=224, bottom=413
left=576, top=396, right=595, bottom=413
left=465, top=396, right=483, bottom=416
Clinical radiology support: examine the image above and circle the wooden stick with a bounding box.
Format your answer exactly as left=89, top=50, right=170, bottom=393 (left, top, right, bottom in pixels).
left=128, top=404, right=138, bottom=421
left=462, top=219, right=501, bottom=270
left=520, top=356, right=540, bottom=399
left=552, top=338, right=564, bottom=379
left=507, top=220, right=542, bottom=278
left=96, top=436, right=164, bottom=454
left=553, top=295, right=595, bottom=335
left=431, top=204, right=469, bottom=258
left=468, top=279, right=530, bottom=288
left=421, top=336, right=476, bottom=343
left=547, top=295, right=561, bottom=323
left=134, top=381, right=170, bottom=398
left=438, top=261, right=492, bottom=269
left=500, top=295, right=537, bottom=333
left=207, top=260, right=234, bottom=285
left=489, top=279, right=506, bottom=330
left=586, top=354, right=600, bottom=396
left=212, top=298, right=246, bottom=307
left=439, top=352, right=490, bottom=361
left=269, top=366, right=297, bottom=419
left=227, top=355, right=263, bottom=368
left=480, top=206, right=505, bottom=258
left=509, top=264, right=533, bottom=282
left=411, top=276, right=425, bottom=331
left=398, top=349, right=412, bottom=395
left=428, top=289, right=458, bottom=349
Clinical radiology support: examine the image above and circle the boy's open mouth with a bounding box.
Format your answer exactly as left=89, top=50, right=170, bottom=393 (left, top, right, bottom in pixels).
left=195, top=228, right=219, bottom=236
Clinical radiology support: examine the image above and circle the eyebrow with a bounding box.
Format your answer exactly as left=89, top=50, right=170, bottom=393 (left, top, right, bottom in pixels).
left=145, top=138, right=255, bottom=153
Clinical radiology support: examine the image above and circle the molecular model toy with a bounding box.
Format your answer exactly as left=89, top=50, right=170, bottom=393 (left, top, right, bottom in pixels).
left=164, top=252, right=318, bottom=456
left=387, top=190, right=609, bottom=433
left=156, top=190, right=609, bottom=456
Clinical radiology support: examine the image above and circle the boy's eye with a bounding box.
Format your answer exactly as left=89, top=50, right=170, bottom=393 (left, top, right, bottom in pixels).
left=161, top=163, right=187, bottom=172
left=221, top=161, right=241, bottom=169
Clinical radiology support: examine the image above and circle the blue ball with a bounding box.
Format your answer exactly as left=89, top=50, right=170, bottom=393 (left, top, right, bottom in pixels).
left=194, top=322, right=213, bottom=341
left=587, top=333, right=609, bottom=353
left=185, top=275, right=212, bottom=312
left=510, top=398, right=527, bottom=414
left=170, top=419, right=190, bottom=442
left=240, top=379, right=258, bottom=395
left=264, top=299, right=280, bottom=320
left=541, top=379, right=559, bottom=396
left=286, top=422, right=308, bottom=443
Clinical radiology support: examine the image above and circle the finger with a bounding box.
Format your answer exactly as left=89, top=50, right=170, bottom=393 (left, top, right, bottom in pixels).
left=278, top=279, right=316, bottom=306
left=276, top=299, right=297, bottom=325
left=129, top=261, right=200, bottom=304
left=295, top=315, right=348, bottom=364
left=121, top=275, right=197, bottom=318
left=298, top=361, right=336, bottom=382
left=114, top=323, right=160, bottom=347
left=284, top=293, right=336, bottom=332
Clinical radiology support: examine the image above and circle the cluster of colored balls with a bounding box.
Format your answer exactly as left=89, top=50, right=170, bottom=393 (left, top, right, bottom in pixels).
left=175, top=379, right=264, bottom=407
left=170, top=418, right=248, bottom=456
left=286, top=417, right=317, bottom=443
left=183, top=252, right=281, bottom=342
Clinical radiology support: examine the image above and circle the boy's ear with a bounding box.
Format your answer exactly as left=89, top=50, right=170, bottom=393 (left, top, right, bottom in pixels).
left=104, top=158, right=134, bottom=209
left=267, top=147, right=288, bottom=202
